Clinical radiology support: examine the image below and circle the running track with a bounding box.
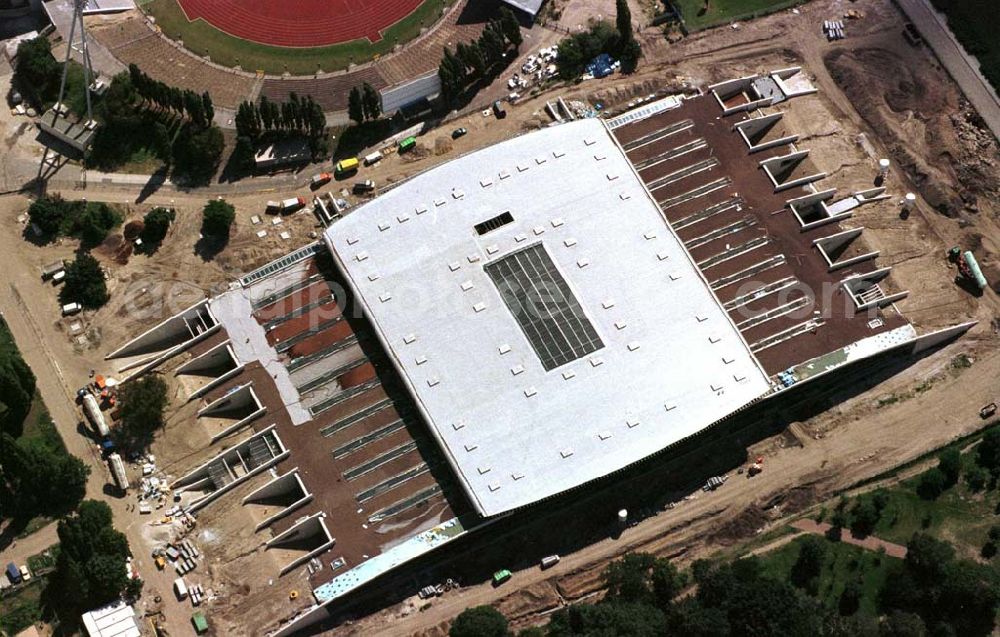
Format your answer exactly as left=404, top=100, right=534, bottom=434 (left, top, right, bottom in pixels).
left=176, top=0, right=425, bottom=47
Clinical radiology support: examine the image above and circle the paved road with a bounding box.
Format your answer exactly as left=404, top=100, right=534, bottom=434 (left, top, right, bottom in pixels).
left=896, top=0, right=1000, bottom=141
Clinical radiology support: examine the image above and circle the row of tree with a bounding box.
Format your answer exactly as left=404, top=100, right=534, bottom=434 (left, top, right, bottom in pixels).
left=0, top=318, right=36, bottom=437
left=452, top=532, right=1000, bottom=637
left=48, top=501, right=141, bottom=623
left=438, top=7, right=523, bottom=105
left=347, top=82, right=383, bottom=125
left=89, top=71, right=225, bottom=182
left=28, top=195, right=123, bottom=247
left=128, top=64, right=215, bottom=128
left=235, top=93, right=326, bottom=141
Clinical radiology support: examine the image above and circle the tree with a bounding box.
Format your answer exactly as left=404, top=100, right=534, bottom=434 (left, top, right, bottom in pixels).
left=881, top=611, right=926, bottom=637
left=790, top=536, right=826, bottom=592
left=478, top=27, right=506, bottom=68
left=201, top=91, right=215, bottom=123
left=616, top=0, right=633, bottom=48
left=13, top=37, right=60, bottom=106
left=0, top=319, right=36, bottom=437
left=917, top=468, right=947, bottom=500
left=201, top=199, right=236, bottom=237
left=498, top=7, right=523, bottom=48
left=140, top=207, right=175, bottom=246
left=115, top=375, right=168, bottom=450
left=937, top=448, right=961, bottom=487
left=173, top=124, right=224, bottom=184
left=28, top=195, right=70, bottom=237
left=548, top=601, right=666, bottom=637
left=976, top=429, right=1000, bottom=476
left=74, top=202, right=121, bottom=247
left=905, top=533, right=954, bottom=583
left=60, top=253, right=109, bottom=309
left=233, top=135, right=256, bottom=171
left=51, top=501, right=132, bottom=616
left=362, top=82, right=381, bottom=121
left=183, top=90, right=206, bottom=127
left=450, top=606, right=509, bottom=637
left=650, top=558, right=687, bottom=608
left=965, top=465, right=988, bottom=492
left=851, top=498, right=880, bottom=537
left=839, top=577, right=862, bottom=616
left=603, top=552, right=656, bottom=604
left=0, top=432, right=89, bottom=518
left=666, top=598, right=730, bottom=637
left=348, top=86, right=364, bottom=124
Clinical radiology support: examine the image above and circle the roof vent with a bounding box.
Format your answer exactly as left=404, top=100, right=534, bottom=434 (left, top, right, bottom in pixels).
left=415, top=355, right=428, bottom=365
left=461, top=281, right=475, bottom=291
left=511, top=364, right=524, bottom=375
left=403, top=334, right=417, bottom=344
left=560, top=448, right=574, bottom=458
left=378, top=222, right=390, bottom=231
left=449, top=261, right=462, bottom=272
left=562, top=369, right=576, bottom=380
left=598, top=431, right=613, bottom=440
left=498, top=344, right=512, bottom=355
left=415, top=205, right=428, bottom=215
left=524, top=387, right=538, bottom=397
left=396, top=213, right=410, bottom=223
left=427, top=377, right=440, bottom=387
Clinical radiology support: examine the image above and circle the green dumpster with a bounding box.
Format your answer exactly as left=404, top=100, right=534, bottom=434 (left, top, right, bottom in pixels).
left=192, top=611, right=209, bottom=634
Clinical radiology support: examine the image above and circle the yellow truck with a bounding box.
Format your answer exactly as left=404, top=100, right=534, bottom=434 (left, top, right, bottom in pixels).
left=334, top=157, right=359, bottom=176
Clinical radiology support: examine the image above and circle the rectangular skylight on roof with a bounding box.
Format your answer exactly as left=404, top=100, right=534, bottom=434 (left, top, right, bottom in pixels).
left=475, top=211, right=515, bottom=235
left=485, top=243, right=604, bottom=371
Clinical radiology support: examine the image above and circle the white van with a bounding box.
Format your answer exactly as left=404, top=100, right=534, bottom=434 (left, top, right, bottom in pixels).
left=61, top=302, right=82, bottom=316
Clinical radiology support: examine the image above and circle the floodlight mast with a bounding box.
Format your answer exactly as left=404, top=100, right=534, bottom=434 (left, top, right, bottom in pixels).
left=52, top=0, right=96, bottom=127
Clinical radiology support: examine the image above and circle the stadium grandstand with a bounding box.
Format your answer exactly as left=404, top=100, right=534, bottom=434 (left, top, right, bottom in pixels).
left=105, top=67, right=973, bottom=636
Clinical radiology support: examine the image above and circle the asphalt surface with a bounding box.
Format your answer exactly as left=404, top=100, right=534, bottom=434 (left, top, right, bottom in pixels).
left=895, top=0, right=1000, bottom=141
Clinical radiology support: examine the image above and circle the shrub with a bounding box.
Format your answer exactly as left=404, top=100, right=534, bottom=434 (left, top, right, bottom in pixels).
left=450, top=606, right=509, bottom=637
left=917, top=468, right=946, bottom=500
left=139, top=207, right=175, bottom=246
left=60, top=253, right=108, bottom=309
left=201, top=199, right=235, bottom=237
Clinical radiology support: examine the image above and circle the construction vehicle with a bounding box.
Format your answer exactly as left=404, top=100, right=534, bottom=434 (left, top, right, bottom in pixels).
left=949, top=247, right=988, bottom=290
left=703, top=475, right=728, bottom=491
left=353, top=180, right=376, bottom=194
left=310, top=173, right=332, bottom=188
left=981, top=403, right=997, bottom=419
left=492, top=569, right=512, bottom=586
left=334, top=157, right=359, bottom=175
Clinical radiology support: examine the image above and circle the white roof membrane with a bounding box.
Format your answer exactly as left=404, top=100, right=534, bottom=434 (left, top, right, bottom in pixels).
left=325, top=119, right=770, bottom=516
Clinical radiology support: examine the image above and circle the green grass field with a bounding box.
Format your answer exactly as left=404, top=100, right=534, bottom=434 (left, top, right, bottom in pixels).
left=759, top=535, right=898, bottom=616
left=670, top=0, right=804, bottom=31
left=144, top=0, right=447, bottom=75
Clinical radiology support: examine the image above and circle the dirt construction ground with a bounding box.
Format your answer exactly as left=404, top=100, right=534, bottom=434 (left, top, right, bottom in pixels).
left=0, top=0, right=998, bottom=633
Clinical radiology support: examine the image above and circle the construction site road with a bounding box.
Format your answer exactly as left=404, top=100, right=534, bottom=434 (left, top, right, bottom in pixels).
left=896, top=0, right=1000, bottom=141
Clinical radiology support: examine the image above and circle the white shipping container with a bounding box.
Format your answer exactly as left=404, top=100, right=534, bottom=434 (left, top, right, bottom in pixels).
left=364, top=151, right=383, bottom=166
left=174, top=577, right=188, bottom=599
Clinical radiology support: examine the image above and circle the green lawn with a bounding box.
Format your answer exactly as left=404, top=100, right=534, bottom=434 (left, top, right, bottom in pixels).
left=144, top=0, right=447, bottom=75
left=758, top=535, right=898, bottom=616
left=670, top=0, right=804, bottom=31
left=0, top=578, right=45, bottom=636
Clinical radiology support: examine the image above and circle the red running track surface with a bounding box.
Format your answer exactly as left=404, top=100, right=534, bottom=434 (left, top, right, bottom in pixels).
left=176, top=0, right=426, bottom=48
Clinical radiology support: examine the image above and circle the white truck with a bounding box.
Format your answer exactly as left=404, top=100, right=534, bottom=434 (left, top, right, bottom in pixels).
left=82, top=393, right=110, bottom=437
left=174, top=577, right=188, bottom=599
left=363, top=151, right=383, bottom=166
left=281, top=197, right=306, bottom=212
left=108, top=452, right=129, bottom=492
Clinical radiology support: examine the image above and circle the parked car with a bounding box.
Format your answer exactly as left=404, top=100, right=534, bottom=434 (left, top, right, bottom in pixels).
left=492, top=569, right=512, bottom=586
left=493, top=100, right=507, bottom=119
left=451, top=127, right=467, bottom=139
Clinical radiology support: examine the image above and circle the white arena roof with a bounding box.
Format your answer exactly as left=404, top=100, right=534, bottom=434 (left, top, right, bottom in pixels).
left=325, top=118, right=771, bottom=516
